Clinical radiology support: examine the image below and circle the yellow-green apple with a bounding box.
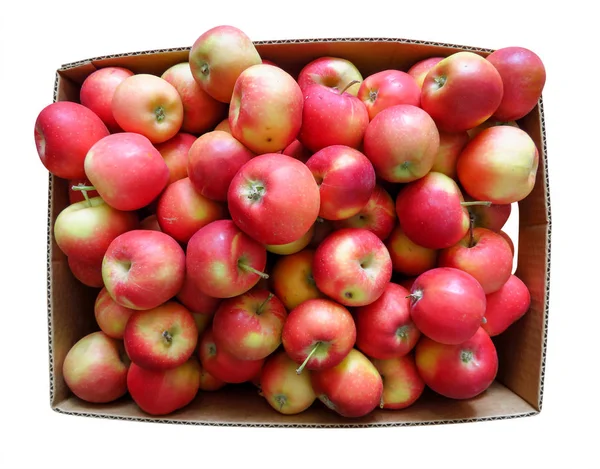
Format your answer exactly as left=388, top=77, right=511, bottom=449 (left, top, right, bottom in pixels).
left=62, top=331, right=128, bottom=403
left=464, top=195, right=512, bottom=231
left=229, top=64, right=303, bottom=154
left=358, top=70, right=421, bottom=120
left=311, top=348, right=383, bottom=418
left=482, top=274, right=530, bottom=336
left=189, top=25, right=262, bottom=103
left=161, top=62, right=227, bottom=135
left=192, top=312, right=213, bottom=339
left=372, top=354, right=425, bottom=409
left=313, top=228, right=392, bottom=307
left=124, top=301, right=197, bottom=370
left=198, top=328, right=264, bottom=383
left=127, top=358, right=200, bottom=415
left=95, top=287, right=135, bottom=339
left=415, top=327, right=498, bottom=399
left=363, top=104, right=439, bottom=183
left=212, top=289, right=287, bottom=360
left=186, top=219, right=268, bottom=298
left=198, top=361, right=226, bottom=391
left=297, top=56, right=363, bottom=96
left=34, top=101, right=109, bottom=179
left=271, top=249, right=325, bottom=310
left=306, top=145, right=376, bottom=221
left=498, top=230, right=515, bottom=256
left=54, top=196, right=138, bottom=263
left=409, top=267, right=486, bottom=344
left=487, top=47, right=546, bottom=121
left=467, top=119, right=519, bottom=139
left=227, top=154, right=320, bottom=245
left=188, top=130, right=254, bottom=202
left=139, top=214, right=162, bottom=232
left=102, top=230, right=185, bottom=310
left=385, top=224, right=438, bottom=276
left=112, top=74, right=183, bottom=144
left=457, top=126, right=539, bottom=204
left=156, top=177, right=226, bottom=243
left=282, top=298, right=356, bottom=374
left=68, top=256, right=104, bottom=288
left=298, top=83, right=369, bottom=153
left=266, top=225, right=314, bottom=255
left=214, top=118, right=231, bottom=133
left=283, top=139, right=312, bottom=164
left=421, top=51, right=504, bottom=132
left=154, top=132, right=197, bottom=184
left=259, top=350, right=316, bottom=415
left=85, top=133, right=170, bottom=211
left=430, top=131, right=469, bottom=179
left=355, top=282, right=420, bottom=360
left=309, top=218, right=335, bottom=248
left=68, top=178, right=99, bottom=204
left=407, top=57, right=444, bottom=88
left=79, top=66, right=134, bottom=133
left=332, top=185, right=396, bottom=240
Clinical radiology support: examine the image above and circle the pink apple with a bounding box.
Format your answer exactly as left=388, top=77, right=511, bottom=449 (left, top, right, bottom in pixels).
left=68, top=256, right=104, bottom=288
left=214, top=118, right=231, bottom=133
left=94, top=287, right=136, bottom=339
left=139, top=215, right=162, bottom=232
left=430, top=131, right=470, bottom=179
left=482, top=274, right=531, bottom=336
left=154, top=132, right=197, bottom=184
left=283, top=139, right=312, bottom=163
left=297, top=56, right=363, bottom=96
left=372, top=354, right=425, bottom=410
left=358, top=70, right=421, bottom=120
left=407, top=57, right=444, bottom=88
left=176, top=273, right=221, bottom=315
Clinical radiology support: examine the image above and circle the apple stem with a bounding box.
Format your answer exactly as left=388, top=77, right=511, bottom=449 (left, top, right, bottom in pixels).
left=469, top=213, right=476, bottom=248
left=162, top=330, right=173, bottom=344
left=405, top=291, right=423, bottom=304
left=316, top=217, right=325, bottom=223
left=296, top=342, right=320, bottom=375
left=71, top=184, right=95, bottom=208
left=380, top=394, right=385, bottom=409
left=238, top=263, right=269, bottom=279
left=256, top=292, right=275, bottom=315
left=339, top=80, right=360, bottom=95
left=460, top=201, right=492, bottom=207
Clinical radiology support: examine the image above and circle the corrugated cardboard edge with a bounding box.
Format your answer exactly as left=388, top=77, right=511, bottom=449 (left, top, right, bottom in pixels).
left=46, top=37, right=551, bottom=428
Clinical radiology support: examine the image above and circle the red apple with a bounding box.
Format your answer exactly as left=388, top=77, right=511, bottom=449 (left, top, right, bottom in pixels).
left=358, top=70, right=421, bottom=120
left=464, top=196, right=512, bottom=231
left=94, top=287, right=135, bottom=339
left=372, top=355, right=425, bottom=410
left=198, top=361, right=226, bottom=391
left=498, top=230, right=515, bottom=256
left=176, top=273, right=221, bottom=315
left=192, top=312, right=214, bottom=338
left=297, top=56, right=363, bottom=96
left=283, top=139, right=312, bottom=163
left=214, top=118, right=231, bottom=133
left=430, top=131, right=469, bottom=180
left=309, top=218, right=335, bottom=248
left=407, top=57, right=444, bottom=88
left=398, top=277, right=417, bottom=291
left=154, top=132, right=197, bottom=185
left=266, top=225, right=315, bottom=255
left=385, top=224, right=438, bottom=277
left=467, top=119, right=520, bottom=139
left=68, top=256, right=104, bottom=288
left=139, top=215, right=162, bottom=232
left=482, top=274, right=530, bottom=336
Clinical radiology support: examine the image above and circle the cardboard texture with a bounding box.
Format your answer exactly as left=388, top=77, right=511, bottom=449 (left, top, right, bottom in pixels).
left=46, top=38, right=551, bottom=427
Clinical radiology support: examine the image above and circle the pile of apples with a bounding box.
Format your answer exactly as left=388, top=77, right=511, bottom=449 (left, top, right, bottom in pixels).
left=35, top=25, right=545, bottom=418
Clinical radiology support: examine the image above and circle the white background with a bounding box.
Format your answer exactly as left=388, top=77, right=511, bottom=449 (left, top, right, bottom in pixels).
left=1, top=1, right=597, bottom=468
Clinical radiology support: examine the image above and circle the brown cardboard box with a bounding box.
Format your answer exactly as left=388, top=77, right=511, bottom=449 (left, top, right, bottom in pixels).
left=47, top=38, right=550, bottom=427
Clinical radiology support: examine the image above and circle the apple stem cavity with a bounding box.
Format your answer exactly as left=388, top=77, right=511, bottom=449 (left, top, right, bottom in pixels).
left=433, top=75, right=447, bottom=89
left=396, top=325, right=410, bottom=341
left=71, top=184, right=96, bottom=208
left=162, top=330, right=173, bottom=345
left=238, top=262, right=269, bottom=279
left=155, top=106, right=166, bottom=122
left=339, top=80, right=360, bottom=95
left=406, top=290, right=423, bottom=306
left=369, top=89, right=379, bottom=103
left=246, top=182, right=266, bottom=202
left=460, top=350, right=473, bottom=364
left=460, top=201, right=492, bottom=207
left=256, top=292, right=274, bottom=315
left=275, top=394, right=286, bottom=412
left=296, top=342, right=321, bottom=375
left=200, top=62, right=210, bottom=76
left=482, top=316, right=488, bottom=324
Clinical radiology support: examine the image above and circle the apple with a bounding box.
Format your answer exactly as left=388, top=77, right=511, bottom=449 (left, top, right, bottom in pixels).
left=355, top=282, right=421, bottom=359
left=282, top=298, right=356, bottom=373
left=430, top=130, right=469, bottom=179
left=306, top=145, right=376, bottom=220
left=311, top=348, right=383, bottom=418
left=266, top=225, right=314, bottom=255
left=227, top=153, right=320, bottom=245
left=372, top=354, right=425, bottom=409
left=94, top=287, right=136, bottom=339
left=102, top=230, right=185, bottom=310
left=214, top=118, right=231, bottom=133
left=482, top=274, right=531, bottom=336
left=385, top=224, right=438, bottom=276
left=85, top=133, right=170, bottom=211
left=363, top=104, right=439, bottom=183
left=68, top=179, right=99, bottom=204
left=188, top=130, right=254, bottom=202
left=139, top=215, right=162, bottom=232
left=259, top=350, right=316, bottom=415
left=68, top=256, right=104, bottom=288
left=398, top=277, right=417, bottom=291
left=309, top=218, right=335, bottom=248
left=192, top=312, right=214, bottom=338
left=467, top=119, right=520, bottom=139
left=176, top=273, right=221, bottom=315
left=198, top=361, right=226, bottom=391
left=457, top=126, right=539, bottom=204
left=407, top=57, right=444, bottom=88
left=464, top=196, right=512, bottom=231
left=409, top=267, right=486, bottom=344
left=62, top=331, right=128, bottom=403
left=189, top=25, right=262, bottom=103
left=297, top=56, right=363, bottom=96
left=34, top=101, right=109, bottom=179
left=421, top=51, right=504, bottom=132
left=487, top=46, right=546, bottom=121
left=358, top=70, right=421, bottom=120
left=298, top=83, right=369, bottom=153
left=127, top=358, right=200, bottom=415
left=498, top=230, right=515, bottom=256
left=154, top=132, right=197, bottom=185
left=415, top=327, right=498, bottom=399
left=186, top=219, right=268, bottom=298
left=283, top=139, right=312, bottom=163
left=80, top=66, right=134, bottom=132
left=313, top=228, right=392, bottom=307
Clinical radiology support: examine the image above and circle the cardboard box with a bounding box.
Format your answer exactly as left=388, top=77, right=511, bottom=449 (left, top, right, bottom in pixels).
left=47, top=37, right=550, bottom=427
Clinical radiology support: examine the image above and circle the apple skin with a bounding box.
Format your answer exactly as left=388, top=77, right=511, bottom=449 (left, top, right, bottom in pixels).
left=372, top=354, right=425, bottom=410
left=102, top=230, right=186, bottom=310
left=464, top=196, right=512, bottom=231
left=154, top=132, right=197, bottom=185
left=68, top=256, right=104, bottom=288
left=306, top=145, right=376, bottom=221
left=467, top=119, right=520, bottom=139
left=498, top=230, right=515, bottom=256
left=409, top=267, right=486, bottom=345
left=186, top=219, right=267, bottom=299
left=332, top=185, right=396, bottom=241
left=282, top=298, right=356, bottom=371
left=358, top=70, right=421, bottom=120
left=457, top=126, right=539, bottom=204
left=189, top=25, right=262, bottom=103
left=68, top=178, right=99, bottom=204
left=62, top=331, right=128, bottom=403
left=297, top=56, right=363, bottom=96
left=283, top=139, right=312, bottom=164
left=309, top=218, right=335, bottom=248
left=407, top=57, right=444, bottom=88
left=266, top=225, right=314, bottom=255
left=415, top=327, right=498, bottom=399
left=311, top=348, right=383, bottom=418
left=421, top=51, right=504, bottom=132
left=94, top=287, right=136, bottom=339
left=198, top=361, right=226, bottom=391
left=34, top=101, right=109, bottom=179
left=187, top=130, right=254, bottom=202
left=139, top=215, right=162, bottom=232
left=385, top=224, right=438, bottom=277
left=229, top=64, right=303, bottom=154
left=482, top=274, right=530, bottom=336
left=80, top=66, right=134, bottom=132
left=313, top=228, right=393, bottom=307
left=227, top=153, right=320, bottom=245
left=176, top=273, right=221, bottom=315
left=355, top=283, right=421, bottom=360
left=127, top=358, right=201, bottom=416
left=214, top=118, right=231, bottom=133
left=212, top=289, right=287, bottom=361
left=298, top=83, right=369, bottom=153
left=85, top=133, right=170, bottom=212
left=363, top=104, right=440, bottom=183
left=430, top=131, right=469, bottom=180
left=487, top=46, right=546, bottom=121
left=260, top=350, right=316, bottom=415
